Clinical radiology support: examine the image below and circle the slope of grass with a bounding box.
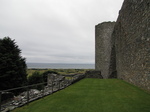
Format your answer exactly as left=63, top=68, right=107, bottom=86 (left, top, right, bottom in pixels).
left=12, top=79, right=150, bottom=112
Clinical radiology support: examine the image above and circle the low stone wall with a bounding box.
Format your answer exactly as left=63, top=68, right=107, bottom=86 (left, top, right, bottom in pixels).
left=1, top=73, right=86, bottom=112
left=71, top=74, right=86, bottom=84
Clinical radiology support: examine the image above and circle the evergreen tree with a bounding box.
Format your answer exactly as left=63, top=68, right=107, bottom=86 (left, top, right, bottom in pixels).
left=0, top=37, right=27, bottom=90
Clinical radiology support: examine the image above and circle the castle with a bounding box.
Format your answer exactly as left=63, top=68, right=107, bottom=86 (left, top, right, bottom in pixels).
left=95, top=0, right=150, bottom=91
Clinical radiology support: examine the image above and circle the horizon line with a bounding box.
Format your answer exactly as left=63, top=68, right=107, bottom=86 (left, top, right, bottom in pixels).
left=27, top=62, right=95, bottom=64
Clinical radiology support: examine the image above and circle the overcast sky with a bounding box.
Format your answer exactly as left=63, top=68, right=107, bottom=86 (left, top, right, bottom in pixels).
left=0, top=0, right=124, bottom=64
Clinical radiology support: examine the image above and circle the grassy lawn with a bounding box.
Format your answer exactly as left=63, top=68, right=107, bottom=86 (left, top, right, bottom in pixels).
left=12, top=79, right=150, bottom=112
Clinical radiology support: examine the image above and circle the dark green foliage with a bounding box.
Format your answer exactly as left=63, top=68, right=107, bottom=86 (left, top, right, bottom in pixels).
left=0, top=37, right=27, bottom=90
left=1, top=92, right=14, bottom=102
left=28, top=71, right=43, bottom=84
left=28, top=71, right=44, bottom=90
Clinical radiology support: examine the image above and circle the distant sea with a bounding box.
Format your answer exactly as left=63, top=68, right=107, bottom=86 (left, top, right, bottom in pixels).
left=27, top=63, right=95, bottom=69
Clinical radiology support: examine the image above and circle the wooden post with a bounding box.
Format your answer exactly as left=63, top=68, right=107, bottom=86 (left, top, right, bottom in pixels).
left=59, top=81, right=60, bottom=90
left=27, top=86, right=29, bottom=105
left=42, top=84, right=44, bottom=98
left=52, top=81, right=53, bottom=93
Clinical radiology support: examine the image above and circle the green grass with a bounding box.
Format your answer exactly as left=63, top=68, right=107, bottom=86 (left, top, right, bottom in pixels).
left=12, top=79, right=150, bottom=112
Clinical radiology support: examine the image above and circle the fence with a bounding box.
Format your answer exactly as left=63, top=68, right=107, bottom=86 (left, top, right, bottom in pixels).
left=0, top=73, right=85, bottom=112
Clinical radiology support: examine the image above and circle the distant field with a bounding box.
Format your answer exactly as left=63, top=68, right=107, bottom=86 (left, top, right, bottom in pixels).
left=13, top=79, right=150, bottom=112
left=27, top=69, right=92, bottom=77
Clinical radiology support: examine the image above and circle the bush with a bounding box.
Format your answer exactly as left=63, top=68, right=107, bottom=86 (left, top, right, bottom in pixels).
left=28, top=71, right=44, bottom=90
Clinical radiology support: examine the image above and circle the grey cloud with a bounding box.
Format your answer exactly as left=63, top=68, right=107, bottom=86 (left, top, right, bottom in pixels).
left=0, top=0, right=124, bottom=63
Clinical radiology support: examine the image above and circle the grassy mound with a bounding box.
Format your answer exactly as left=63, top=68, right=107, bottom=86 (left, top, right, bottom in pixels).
left=13, top=79, right=150, bottom=112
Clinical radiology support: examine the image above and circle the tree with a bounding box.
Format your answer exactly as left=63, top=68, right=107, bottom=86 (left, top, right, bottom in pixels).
left=0, top=37, right=27, bottom=90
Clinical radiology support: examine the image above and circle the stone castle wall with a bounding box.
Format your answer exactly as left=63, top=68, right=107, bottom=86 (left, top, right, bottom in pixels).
left=113, top=0, right=150, bottom=91
left=95, top=22, right=115, bottom=79
left=95, top=0, right=150, bottom=91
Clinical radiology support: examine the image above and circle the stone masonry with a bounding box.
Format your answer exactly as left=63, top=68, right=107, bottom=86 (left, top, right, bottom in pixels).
left=95, top=22, right=115, bottom=79
left=113, top=0, right=150, bottom=91
left=95, top=0, right=150, bottom=91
